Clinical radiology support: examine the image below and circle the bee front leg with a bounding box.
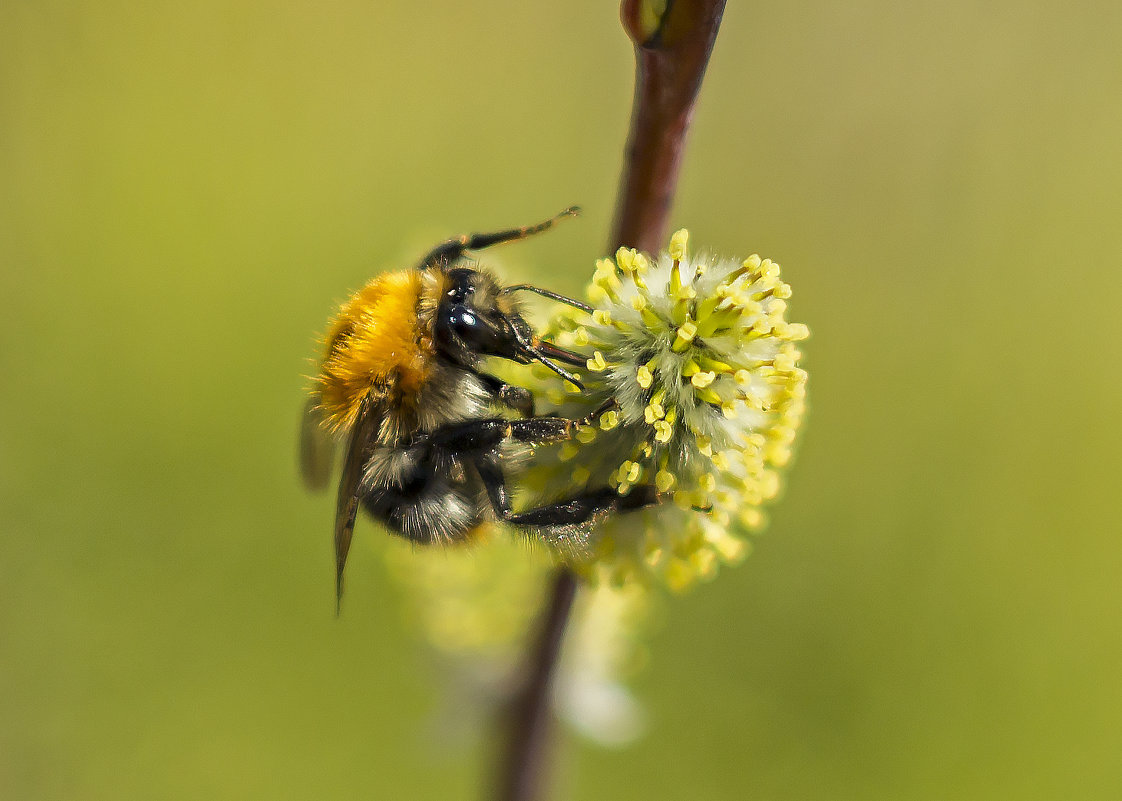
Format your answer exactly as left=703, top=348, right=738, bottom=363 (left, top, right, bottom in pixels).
left=420, top=399, right=615, bottom=454
left=422, top=416, right=577, bottom=454
left=472, top=371, right=535, bottom=418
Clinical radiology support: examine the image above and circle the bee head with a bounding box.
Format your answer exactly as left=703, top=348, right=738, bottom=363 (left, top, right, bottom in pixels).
left=434, top=267, right=589, bottom=389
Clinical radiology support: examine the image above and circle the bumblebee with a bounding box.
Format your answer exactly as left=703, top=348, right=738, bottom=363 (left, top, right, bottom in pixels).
left=301, top=208, right=659, bottom=606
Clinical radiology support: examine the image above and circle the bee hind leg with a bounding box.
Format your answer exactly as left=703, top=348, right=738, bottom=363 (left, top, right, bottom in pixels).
left=473, top=453, right=662, bottom=532
left=472, top=370, right=535, bottom=417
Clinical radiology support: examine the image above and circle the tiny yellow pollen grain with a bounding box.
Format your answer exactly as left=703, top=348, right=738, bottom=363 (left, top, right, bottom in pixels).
left=665, top=559, right=696, bottom=593
left=691, top=549, right=718, bottom=581
left=654, top=420, right=674, bottom=443
left=595, top=277, right=622, bottom=302
left=558, top=442, right=579, bottom=462
left=586, top=351, right=608, bottom=372
left=787, top=322, right=810, bottom=341
left=760, top=470, right=780, bottom=499
left=672, top=320, right=698, bottom=352
left=655, top=469, right=676, bottom=493
left=636, top=365, right=653, bottom=388
left=594, top=257, right=617, bottom=279
left=767, top=447, right=791, bottom=468
left=668, top=228, right=689, bottom=261
left=774, top=352, right=796, bottom=373
left=592, top=310, right=613, bottom=326
left=599, top=410, right=619, bottom=430
left=691, top=370, right=717, bottom=388
left=739, top=508, right=764, bottom=529
left=673, top=490, right=694, bottom=510
left=712, top=533, right=748, bottom=563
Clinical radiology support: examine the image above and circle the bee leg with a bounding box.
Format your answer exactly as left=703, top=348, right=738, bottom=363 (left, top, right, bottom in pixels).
left=508, top=485, right=662, bottom=528
left=423, top=415, right=581, bottom=453
left=474, top=453, right=662, bottom=528
left=417, top=207, right=580, bottom=270
left=472, top=371, right=535, bottom=417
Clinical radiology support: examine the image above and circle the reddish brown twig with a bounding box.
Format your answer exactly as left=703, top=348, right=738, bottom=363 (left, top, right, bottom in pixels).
left=495, top=3, right=726, bottom=800
left=611, top=0, right=728, bottom=255
left=495, top=568, right=578, bottom=801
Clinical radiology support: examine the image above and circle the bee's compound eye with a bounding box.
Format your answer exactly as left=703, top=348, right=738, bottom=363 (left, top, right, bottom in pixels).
left=444, top=306, right=485, bottom=340
left=440, top=304, right=509, bottom=357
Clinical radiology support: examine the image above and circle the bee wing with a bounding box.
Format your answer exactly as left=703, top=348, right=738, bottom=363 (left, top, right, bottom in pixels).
left=299, top=396, right=336, bottom=491
left=334, top=391, right=382, bottom=612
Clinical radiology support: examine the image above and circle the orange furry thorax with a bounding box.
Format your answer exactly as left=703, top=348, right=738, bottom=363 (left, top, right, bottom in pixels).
left=315, top=269, right=438, bottom=432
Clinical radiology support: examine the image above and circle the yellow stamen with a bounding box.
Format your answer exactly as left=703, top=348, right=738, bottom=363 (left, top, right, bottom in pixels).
left=671, top=321, right=697, bottom=352
left=668, top=229, right=689, bottom=261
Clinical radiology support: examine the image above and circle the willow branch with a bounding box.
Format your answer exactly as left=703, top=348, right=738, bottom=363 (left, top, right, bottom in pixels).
left=610, top=0, right=727, bottom=254
left=494, top=3, right=726, bottom=800
left=495, top=568, right=578, bottom=801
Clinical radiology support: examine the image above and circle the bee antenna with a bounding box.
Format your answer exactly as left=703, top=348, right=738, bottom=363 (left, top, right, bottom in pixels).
left=530, top=349, right=586, bottom=391
left=502, top=285, right=592, bottom=313
left=505, top=310, right=587, bottom=391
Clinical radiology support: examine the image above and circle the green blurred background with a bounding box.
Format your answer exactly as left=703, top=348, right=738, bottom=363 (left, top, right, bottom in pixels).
left=4, top=1, right=1122, bottom=798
